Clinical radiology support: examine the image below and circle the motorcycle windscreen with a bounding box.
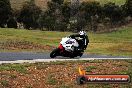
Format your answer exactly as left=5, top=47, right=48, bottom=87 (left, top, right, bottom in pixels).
left=60, top=37, right=70, bottom=45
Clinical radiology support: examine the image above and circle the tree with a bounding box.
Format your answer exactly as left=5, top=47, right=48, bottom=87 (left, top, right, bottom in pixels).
left=39, top=0, right=69, bottom=31
left=52, top=0, right=64, bottom=5
left=80, top=1, right=101, bottom=19
left=7, top=17, right=17, bottom=28
left=39, top=11, right=55, bottom=31
left=17, top=1, right=42, bottom=29
left=124, top=0, right=132, bottom=17
left=103, top=2, right=124, bottom=26
left=0, top=0, right=11, bottom=27
left=61, top=2, right=70, bottom=23
left=78, top=1, right=101, bottom=31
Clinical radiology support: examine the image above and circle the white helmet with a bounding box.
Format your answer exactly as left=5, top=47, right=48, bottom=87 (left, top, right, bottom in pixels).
left=79, top=31, right=86, bottom=35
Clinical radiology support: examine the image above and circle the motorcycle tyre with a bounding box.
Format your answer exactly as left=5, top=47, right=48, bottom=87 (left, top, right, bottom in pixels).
left=50, top=48, right=60, bottom=58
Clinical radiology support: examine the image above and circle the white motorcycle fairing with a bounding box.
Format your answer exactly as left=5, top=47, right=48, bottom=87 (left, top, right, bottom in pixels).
left=60, top=37, right=79, bottom=52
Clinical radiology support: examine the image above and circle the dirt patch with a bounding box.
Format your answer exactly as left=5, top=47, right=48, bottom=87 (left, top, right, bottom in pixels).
left=10, top=0, right=49, bottom=10
left=0, top=40, right=55, bottom=51
left=0, top=60, right=131, bottom=88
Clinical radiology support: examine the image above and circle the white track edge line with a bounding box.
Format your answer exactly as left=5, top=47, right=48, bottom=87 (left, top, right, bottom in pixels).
left=0, top=58, right=131, bottom=64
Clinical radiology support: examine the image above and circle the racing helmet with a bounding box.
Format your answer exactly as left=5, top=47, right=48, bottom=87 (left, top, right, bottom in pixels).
left=79, top=31, right=86, bottom=35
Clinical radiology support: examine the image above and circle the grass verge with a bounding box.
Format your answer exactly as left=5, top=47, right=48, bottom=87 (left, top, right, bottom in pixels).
left=0, top=60, right=132, bottom=88
left=0, top=26, right=132, bottom=56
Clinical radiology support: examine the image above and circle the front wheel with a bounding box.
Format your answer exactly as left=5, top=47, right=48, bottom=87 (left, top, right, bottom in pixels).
left=50, top=48, right=60, bottom=58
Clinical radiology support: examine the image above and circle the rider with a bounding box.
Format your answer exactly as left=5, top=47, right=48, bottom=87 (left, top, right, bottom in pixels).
left=69, top=30, right=89, bottom=51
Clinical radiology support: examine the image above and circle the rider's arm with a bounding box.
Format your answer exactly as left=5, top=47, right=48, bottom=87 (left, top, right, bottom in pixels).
left=84, top=35, right=89, bottom=49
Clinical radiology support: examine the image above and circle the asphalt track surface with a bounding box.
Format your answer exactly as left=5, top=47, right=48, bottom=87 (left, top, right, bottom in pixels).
left=0, top=52, right=131, bottom=62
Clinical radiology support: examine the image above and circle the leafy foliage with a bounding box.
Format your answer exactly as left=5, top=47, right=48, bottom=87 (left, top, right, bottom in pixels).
left=103, top=2, right=125, bottom=23
left=0, top=0, right=11, bottom=27
left=7, top=17, right=17, bottom=28
left=1, top=0, right=131, bottom=32
left=39, top=0, right=68, bottom=31
left=124, top=0, right=132, bottom=17
left=17, top=1, right=42, bottom=29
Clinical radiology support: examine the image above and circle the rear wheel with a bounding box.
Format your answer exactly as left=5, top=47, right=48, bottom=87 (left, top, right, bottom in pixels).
left=50, top=48, right=60, bottom=58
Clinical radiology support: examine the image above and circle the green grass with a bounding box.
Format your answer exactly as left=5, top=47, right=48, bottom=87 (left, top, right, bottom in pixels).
left=89, top=28, right=132, bottom=43
left=0, top=64, right=29, bottom=74
left=0, top=80, right=9, bottom=87
left=94, top=0, right=126, bottom=5
left=87, top=27, right=132, bottom=56
left=0, top=27, right=132, bottom=56
left=9, top=74, right=17, bottom=79
left=0, top=60, right=132, bottom=88
left=57, top=85, right=70, bottom=88
left=26, top=85, right=33, bottom=88
left=46, top=74, right=58, bottom=85
left=0, top=28, right=70, bottom=46
left=86, top=66, right=97, bottom=72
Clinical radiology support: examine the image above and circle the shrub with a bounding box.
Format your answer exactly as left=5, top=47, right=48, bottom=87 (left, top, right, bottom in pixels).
left=17, top=1, right=42, bottom=29
left=103, top=2, right=125, bottom=25
left=0, top=0, right=11, bottom=27
left=124, top=0, right=132, bottom=17
left=7, top=17, right=17, bottom=28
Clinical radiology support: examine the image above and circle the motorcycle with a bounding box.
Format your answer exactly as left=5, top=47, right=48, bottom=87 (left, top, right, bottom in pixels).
left=50, top=36, right=86, bottom=58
